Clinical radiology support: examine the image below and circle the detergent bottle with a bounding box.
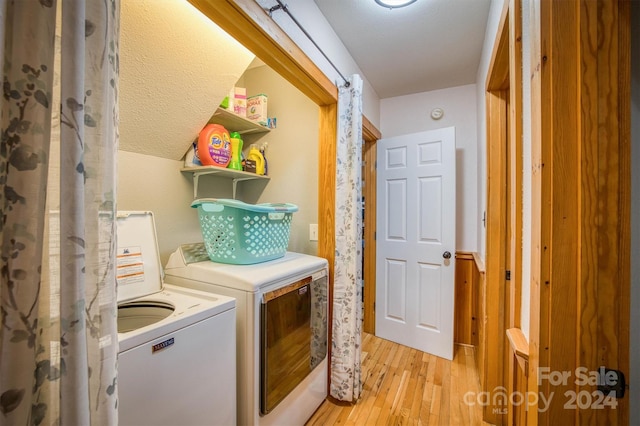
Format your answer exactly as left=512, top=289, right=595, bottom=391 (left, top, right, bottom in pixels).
left=247, top=144, right=265, bottom=175
left=228, top=131, right=243, bottom=171
left=197, top=124, right=231, bottom=168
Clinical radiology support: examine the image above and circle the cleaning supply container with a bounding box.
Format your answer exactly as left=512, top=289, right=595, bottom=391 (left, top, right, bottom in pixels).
left=192, top=198, right=298, bottom=265
left=198, top=124, right=231, bottom=168
left=247, top=144, right=265, bottom=175
left=228, top=132, right=243, bottom=171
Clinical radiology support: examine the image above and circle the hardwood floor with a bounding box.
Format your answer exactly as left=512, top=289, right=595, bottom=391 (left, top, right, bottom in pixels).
left=306, top=333, right=489, bottom=425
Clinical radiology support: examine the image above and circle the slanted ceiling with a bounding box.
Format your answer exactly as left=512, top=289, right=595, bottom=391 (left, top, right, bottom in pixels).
left=119, top=0, right=255, bottom=160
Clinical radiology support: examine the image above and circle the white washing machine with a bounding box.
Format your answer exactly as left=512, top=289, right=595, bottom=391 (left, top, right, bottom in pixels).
left=164, top=244, right=329, bottom=426
left=116, top=212, right=237, bottom=426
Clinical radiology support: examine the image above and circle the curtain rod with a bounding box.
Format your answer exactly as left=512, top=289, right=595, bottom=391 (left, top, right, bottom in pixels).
left=267, top=0, right=350, bottom=88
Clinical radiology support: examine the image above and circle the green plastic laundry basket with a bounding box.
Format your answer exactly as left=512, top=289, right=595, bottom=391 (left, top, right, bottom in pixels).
left=191, top=198, right=298, bottom=265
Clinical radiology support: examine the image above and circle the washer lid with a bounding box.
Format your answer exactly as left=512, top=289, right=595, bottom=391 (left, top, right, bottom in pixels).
left=116, top=211, right=163, bottom=302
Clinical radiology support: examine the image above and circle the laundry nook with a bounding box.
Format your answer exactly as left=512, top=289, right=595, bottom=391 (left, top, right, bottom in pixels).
left=113, top=1, right=333, bottom=422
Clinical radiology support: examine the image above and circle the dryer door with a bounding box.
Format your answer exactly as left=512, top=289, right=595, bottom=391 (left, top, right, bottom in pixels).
left=260, top=274, right=327, bottom=414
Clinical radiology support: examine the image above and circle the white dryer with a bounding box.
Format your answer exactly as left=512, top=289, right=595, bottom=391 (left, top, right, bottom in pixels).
left=164, top=245, right=329, bottom=426
left=116, top=212, right=236, bottom=426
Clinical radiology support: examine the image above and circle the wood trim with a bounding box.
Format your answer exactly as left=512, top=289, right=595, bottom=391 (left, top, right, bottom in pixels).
left=318, top=104, right=337, bottom=389
left=472, top=252, right=485, bottom=274
left=507, top=328, right=529, bottom=426
left=495, top=9, right=525, bottom=425
left=534, top=3, right=582, bottom=424
left=617, top=3, right=631, bottom=426
left=318, top=102, right=337, bottom=344
left=484, top=5, right=510, bottom=420
left=473, top=252, right=486, bottom=382
left=455, top=251, right=475, bottom=260
left=362, top=115, right=382, bottom=142
left=527, top=0, right=547, bottom=423
left=454, top=252, right=476, bottom=345
left=362, top=116, right=380, bottom=334
left=506, top=328, right=529, bottom=361
left=484, top=87, right=508, bottom=425
left=579, top=0, right=606, bottom=422
left=362, top=138, right=377, bottom=334
left=486, top=0, right=510, bottom=91
left=188, top=0, right=337, bottom=106
left=508, top=0, right=523, bottom=332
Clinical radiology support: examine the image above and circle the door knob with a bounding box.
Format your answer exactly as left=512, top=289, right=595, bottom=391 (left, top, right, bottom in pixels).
left=443, top=251, right=451, bottom=259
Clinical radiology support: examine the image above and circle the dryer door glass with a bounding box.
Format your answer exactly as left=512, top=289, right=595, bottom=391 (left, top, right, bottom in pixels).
left=260, top=274, right=327, bottom=414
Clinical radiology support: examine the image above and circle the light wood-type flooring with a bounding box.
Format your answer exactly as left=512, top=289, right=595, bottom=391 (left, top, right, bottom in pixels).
left=306, top=333, right=489, bottom=425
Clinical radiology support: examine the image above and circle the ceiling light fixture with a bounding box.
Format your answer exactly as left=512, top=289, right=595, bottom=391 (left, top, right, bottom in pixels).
left=375, top=0, right=417, bottom=9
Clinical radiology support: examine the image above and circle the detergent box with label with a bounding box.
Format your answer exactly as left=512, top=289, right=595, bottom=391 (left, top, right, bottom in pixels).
left=246, top=94, right=268, bottom=126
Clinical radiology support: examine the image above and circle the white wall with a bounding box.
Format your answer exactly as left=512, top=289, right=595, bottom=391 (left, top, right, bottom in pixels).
left=630, top=1, right=640, bottom=422
left=380, top=84, right=478, bottom=252
left=117, top=152, right=204, bottom=265
left=253, top=0, right=381, bottom=128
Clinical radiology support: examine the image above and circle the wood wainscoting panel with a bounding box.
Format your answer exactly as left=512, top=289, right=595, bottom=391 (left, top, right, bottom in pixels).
left=473, top=253, right=486, bottom=390
left=506, top=328, right=529, bottom=426
left=454, top=252, right=477, bottom=345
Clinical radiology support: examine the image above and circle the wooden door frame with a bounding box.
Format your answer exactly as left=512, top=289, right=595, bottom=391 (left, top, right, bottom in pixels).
left=506, top=0, right=523, bottom=336
left=484, top=1, right=525, bottom=424
left=362, top=116, right=381, bottom=334
left=484, top=1, right=510, bottom=424
left=505, top=0, right=524, bottom=423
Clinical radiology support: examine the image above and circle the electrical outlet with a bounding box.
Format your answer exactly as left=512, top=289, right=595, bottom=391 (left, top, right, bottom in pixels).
left=309, top=224, right=318, bottom=241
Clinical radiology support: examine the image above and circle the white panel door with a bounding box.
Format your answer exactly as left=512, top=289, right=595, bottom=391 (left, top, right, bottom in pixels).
left=375, top=127, right=456, bottom=360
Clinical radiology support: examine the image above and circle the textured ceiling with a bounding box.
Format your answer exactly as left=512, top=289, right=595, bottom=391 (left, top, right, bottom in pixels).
left=119, top=0, right=255, bottom=160
left=313, top=0, right=492, bottom=98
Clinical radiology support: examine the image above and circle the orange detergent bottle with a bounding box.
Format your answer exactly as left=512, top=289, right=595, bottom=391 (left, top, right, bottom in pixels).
left=197, top=124, right=231, bottom=167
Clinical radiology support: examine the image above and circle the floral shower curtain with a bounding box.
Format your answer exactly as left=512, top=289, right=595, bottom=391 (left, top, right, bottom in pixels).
left=1, top=1, right=120, bottom=424
left=331, top=74, right=363, bottom=402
